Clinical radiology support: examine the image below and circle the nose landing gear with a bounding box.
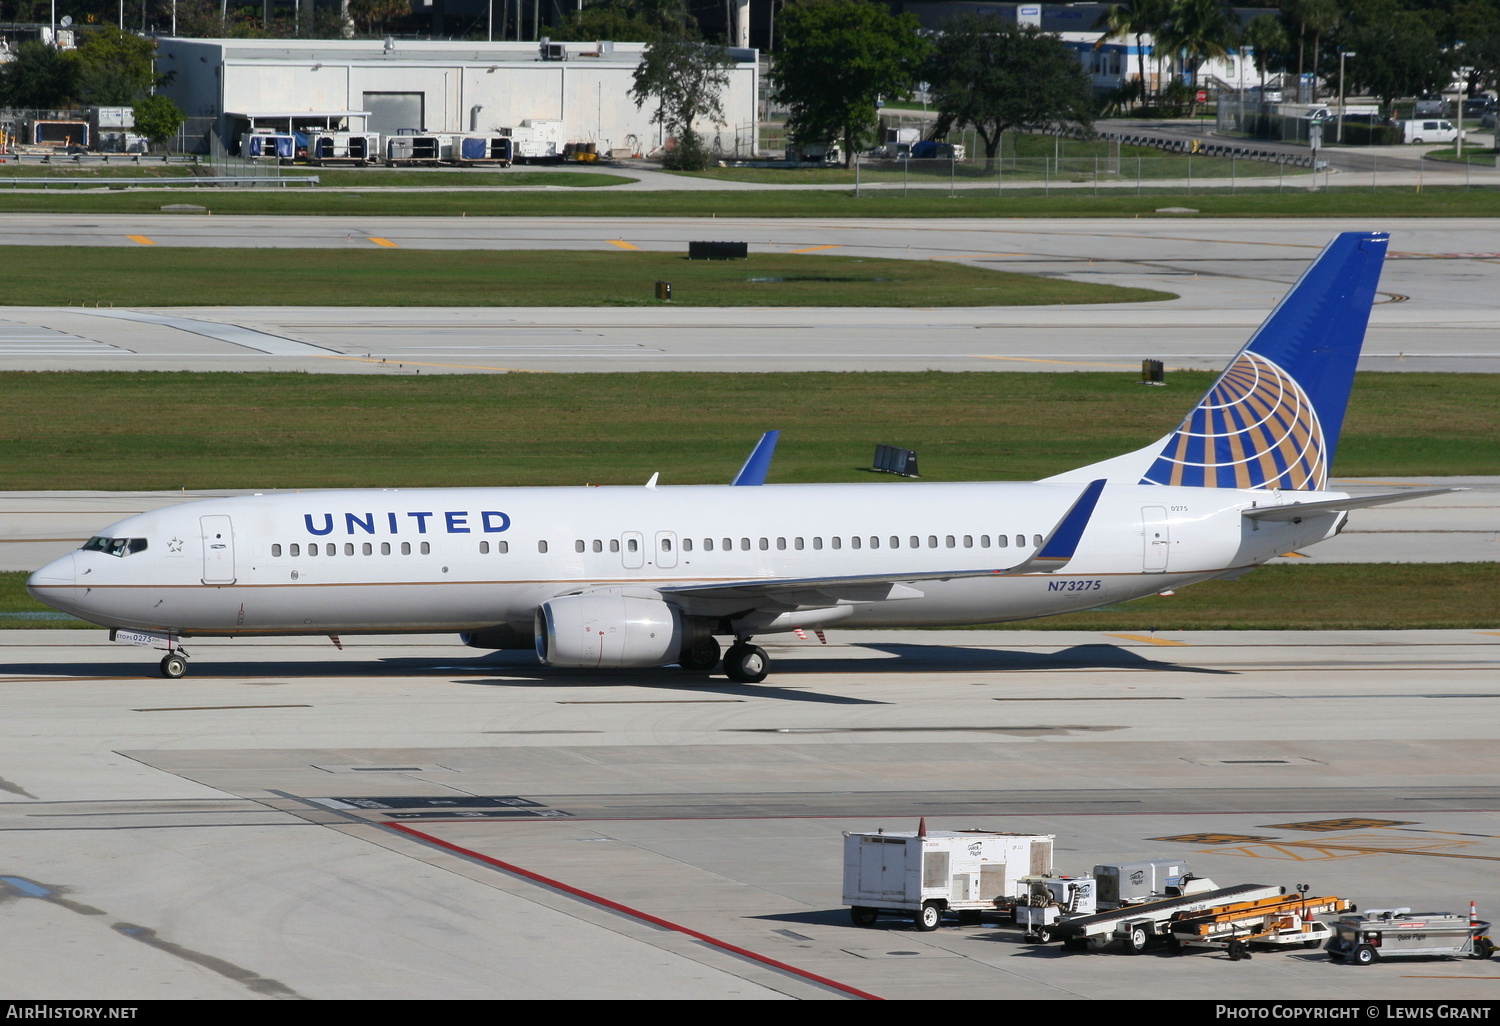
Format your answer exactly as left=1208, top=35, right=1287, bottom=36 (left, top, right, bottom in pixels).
left=159, top=650, right=189, bottom=679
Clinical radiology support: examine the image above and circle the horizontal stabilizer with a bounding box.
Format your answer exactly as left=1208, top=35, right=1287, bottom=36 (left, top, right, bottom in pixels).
left=731, top=431, right=779, bottom=486
left=1242, top=487, right=1460, bottom=522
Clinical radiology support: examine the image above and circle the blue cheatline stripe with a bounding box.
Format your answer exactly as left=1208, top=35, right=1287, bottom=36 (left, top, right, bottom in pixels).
left=1036, top=479, right=1106, bottom=561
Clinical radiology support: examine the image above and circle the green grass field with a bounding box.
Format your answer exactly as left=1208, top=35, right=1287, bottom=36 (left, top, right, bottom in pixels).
left=1, top=371, right=1493, bottom=490
left=1, top=185, right=1499, bottom=218
left=3, top=563, right=1493, bottom=632
left=0, top=247, right=1171, bottom=308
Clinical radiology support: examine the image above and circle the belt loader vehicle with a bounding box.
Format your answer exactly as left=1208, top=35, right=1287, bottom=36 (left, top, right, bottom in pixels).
left=1326, top=907, right=1495, bottom=965
left=1047, top=881, right=1286, bottom=952
left=1168, top=891, right=1350, bottom=960
left=843, top=824, right=1053, bottom=930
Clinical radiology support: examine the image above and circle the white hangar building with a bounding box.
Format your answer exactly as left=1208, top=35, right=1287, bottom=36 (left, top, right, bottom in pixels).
left=155, top=37, right=761, bottom=157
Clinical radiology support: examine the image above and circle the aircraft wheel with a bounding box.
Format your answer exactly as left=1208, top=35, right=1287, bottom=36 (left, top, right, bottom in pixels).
left=159, top=653, right=187, bottom=679
left=678, top=635, right=721, bottom=672
left=723, top=644, right=769, bottom=684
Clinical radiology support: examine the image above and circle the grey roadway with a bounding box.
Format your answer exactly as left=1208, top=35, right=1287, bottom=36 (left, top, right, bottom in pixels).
left=0, top=627, right=1496, bottom=1000
left=0, top=216, right=1498, bottom=374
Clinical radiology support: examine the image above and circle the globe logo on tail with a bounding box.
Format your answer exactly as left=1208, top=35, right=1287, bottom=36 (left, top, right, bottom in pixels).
left=1141, top=352, right=1327, bottom=490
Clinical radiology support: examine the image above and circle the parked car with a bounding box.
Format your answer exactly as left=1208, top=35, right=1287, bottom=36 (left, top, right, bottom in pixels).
left=1462, top=96, right=1497, bottom=117
left=1482, top=112, right=1498, bottom=129
left=1412, top=98, right=1448, bottom=118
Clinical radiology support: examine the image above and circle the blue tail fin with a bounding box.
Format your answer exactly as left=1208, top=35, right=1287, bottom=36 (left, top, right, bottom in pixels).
left=1046, top=232, right=1388, bottom=490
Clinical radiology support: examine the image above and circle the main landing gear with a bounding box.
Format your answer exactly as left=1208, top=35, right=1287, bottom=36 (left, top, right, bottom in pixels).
left=723, top=642, right=769, bottom=684
left=676, top=632, right=771, bottom=684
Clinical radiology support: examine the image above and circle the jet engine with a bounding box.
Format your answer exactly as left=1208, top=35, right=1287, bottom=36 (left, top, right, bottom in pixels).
left=535, top=593, right=683, bottom=668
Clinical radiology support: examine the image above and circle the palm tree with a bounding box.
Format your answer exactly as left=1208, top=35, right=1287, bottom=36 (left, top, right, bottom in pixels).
left=1157, top=0, right=1241, bottom=115
left=1243, top=13, right=1288, bottom=96
left=1093, top=0, right=1169, bottom=106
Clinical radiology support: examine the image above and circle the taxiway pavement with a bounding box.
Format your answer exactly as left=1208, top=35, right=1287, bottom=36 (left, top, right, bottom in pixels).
left=0, top=217, right=1497, bottom=374
left=1, top=627, right=1497, bottom=1000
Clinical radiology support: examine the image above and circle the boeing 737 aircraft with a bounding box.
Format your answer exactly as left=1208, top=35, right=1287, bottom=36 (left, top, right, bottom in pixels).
left=28, top=231, right=1448, bottom=683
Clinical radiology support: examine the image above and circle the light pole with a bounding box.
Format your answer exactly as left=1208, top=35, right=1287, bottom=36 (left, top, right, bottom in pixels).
left=1338, top=51, right=1354, bottom=144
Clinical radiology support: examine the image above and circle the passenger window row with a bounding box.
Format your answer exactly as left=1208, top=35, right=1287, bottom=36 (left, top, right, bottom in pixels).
left=547, top=533, right=1043, bottom=554
left=271, top=533, right=1044, bottom=560
left=271, top=541, right=433, bottom=557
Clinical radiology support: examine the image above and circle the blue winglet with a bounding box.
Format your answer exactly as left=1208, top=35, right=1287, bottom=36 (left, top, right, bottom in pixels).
left=1031, top=479, right=1106, bottom=567
left=1139, top=231, right=1388, bottom=490
left=731, top=430, right=779, bottom=486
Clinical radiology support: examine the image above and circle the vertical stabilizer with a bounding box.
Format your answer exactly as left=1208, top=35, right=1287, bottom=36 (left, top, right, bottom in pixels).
left=1044, top=232, right=1389, bottom=489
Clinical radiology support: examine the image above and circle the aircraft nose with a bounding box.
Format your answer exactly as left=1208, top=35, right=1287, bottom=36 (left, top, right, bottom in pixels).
left=26, top=552, right=77, bottom=604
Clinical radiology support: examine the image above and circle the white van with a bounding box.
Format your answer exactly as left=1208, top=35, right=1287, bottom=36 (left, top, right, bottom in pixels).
left=1400, top=119, right=1458, bottom=144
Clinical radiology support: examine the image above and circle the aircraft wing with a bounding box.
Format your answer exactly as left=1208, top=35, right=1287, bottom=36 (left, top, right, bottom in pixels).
left=1242, top=487, right=1460, bottom=522
left=659, top=479, right=1106, bottom=604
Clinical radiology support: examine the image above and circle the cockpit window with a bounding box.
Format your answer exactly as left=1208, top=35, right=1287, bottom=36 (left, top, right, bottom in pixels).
left=82, top=537, right=148, bottom=557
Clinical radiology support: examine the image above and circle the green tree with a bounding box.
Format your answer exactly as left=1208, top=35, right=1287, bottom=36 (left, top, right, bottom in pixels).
left=1093, top=0, right=1169, bottom=105
left=1156, top=0, right=1240, bottom=114
left=929, top=16, right=1094, bottom=172
left=0, top=41, right=79, bottom=109
left=771, top=0, right=929, bottom=168
left=73, top=27, right=159, bottom=106
left=1242, top=13, right=1289, bottom=95
left=348, top=0, right=410, bottom=35
left=630, top=35, right=734, bottom=169
left=1341, top=0, right=1454, bottom=116
left=132, top=94, right=187, bottom=153
left=1451, top=0, right=1500, bottom=96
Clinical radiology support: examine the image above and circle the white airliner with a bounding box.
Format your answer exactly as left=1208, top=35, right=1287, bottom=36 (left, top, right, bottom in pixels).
left=28, top=231, right=1447, bottom=683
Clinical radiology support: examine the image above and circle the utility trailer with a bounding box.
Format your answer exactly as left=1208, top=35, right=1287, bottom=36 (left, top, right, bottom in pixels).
left=1326, top=908, right=1495, bottom=965
left=1048, top=881, right=1286, bottom=953
left=385, top=131, right=455, bottom=166
left=307, top=131, right=380, bottom=166
left=453, top=134, right=513, bottom=166
left=506, top=119, right=565, bottom=163
left=1168, top=892, right=1351, bottom=960
left=843, top=827, right=1053, bottom=931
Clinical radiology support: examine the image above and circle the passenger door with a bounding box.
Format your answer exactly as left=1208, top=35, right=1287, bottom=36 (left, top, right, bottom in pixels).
left=200, top=515, right=236, bottom=585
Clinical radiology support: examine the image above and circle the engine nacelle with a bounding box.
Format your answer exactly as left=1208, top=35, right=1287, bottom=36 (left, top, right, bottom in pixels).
left=535, top=593, right=683, bottom=668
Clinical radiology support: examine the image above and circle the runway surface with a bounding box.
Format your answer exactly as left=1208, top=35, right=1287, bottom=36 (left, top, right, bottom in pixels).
left=1, top=628, right=1496, bottom=1000
left=1, top=216, right=1498, bottom=373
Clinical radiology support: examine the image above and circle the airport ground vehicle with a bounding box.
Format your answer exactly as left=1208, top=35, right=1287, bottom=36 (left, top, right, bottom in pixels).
left=1168, top=892, right=1350, bottom=960
left=843, top=827, right=1054, bottom=930
left=1047, top=881, right=1286, bottom=952
left=1326, top=908, right=1495, bottom=965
